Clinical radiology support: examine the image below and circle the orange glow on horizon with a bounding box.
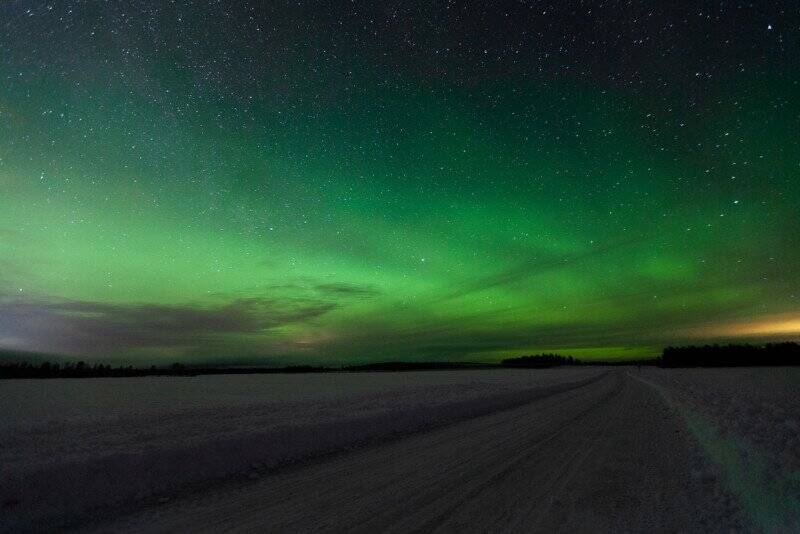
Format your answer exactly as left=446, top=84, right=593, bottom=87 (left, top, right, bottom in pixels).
left=689, top=314, right=800, bottom=339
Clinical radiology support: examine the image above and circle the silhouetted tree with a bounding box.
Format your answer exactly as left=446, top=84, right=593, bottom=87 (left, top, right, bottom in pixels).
left=501, top=354, right=581, bottom=368
left=660, top=342, right=800, bottom=367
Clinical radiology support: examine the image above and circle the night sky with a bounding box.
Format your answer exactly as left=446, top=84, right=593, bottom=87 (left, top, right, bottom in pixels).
left=1, top=1, right=798, bottom=364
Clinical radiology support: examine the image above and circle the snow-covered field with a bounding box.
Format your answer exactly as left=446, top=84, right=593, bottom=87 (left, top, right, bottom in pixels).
left=638, top=368, right=800, bottom=532
left=0, top=368, right=603, bottom=532
left=3, top=367, right=797, bottom=533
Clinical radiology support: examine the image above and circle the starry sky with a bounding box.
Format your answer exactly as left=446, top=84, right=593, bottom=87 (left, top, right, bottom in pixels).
left=1, top=1, right=799, bottom=364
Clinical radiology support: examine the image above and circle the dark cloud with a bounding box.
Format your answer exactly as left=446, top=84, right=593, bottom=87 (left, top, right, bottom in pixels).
left=0, top=278, right=382, bottom=360
left=227, top=281, right=380, bottom=301
left=0, top=270, right=762, bottom=363
left=432, top=236, right=647, bottom=304
left=0, top=296, right=336, bottom=356
left=314, top=283, right=380, bottom=299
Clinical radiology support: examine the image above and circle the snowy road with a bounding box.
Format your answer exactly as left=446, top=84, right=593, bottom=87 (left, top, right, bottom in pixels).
left=84, top=371, right=742, bottom=533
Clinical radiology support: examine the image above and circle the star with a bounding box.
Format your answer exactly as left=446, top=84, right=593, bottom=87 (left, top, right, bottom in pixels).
left=0, top=0, right=796, bottom=364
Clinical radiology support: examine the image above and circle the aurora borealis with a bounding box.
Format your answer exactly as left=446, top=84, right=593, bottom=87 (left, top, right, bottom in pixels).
left=1, top=1, right=798, bottom=364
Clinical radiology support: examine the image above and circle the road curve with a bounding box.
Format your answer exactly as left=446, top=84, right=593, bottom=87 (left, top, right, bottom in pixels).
left=84, top=371, right=742, bottom=533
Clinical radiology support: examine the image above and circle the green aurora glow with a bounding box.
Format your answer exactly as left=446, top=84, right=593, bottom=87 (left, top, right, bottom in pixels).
left=1, top=2, right=798, bottom=364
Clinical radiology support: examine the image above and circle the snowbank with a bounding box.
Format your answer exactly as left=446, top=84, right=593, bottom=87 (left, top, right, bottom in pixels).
left=640, top=367, right=800, bottom=532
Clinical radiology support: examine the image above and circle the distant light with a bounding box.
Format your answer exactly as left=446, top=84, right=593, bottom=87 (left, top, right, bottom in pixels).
left=768, top=24, right=773, bottom=30
left=697, top=315, right=800, bottom=337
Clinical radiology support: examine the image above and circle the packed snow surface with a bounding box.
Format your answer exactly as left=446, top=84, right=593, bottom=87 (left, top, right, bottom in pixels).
left=4, top=367, right=796, bottom=533
left=639, top=367, right=800, bottom=531
left=79, top=369, right=746, bottom=533
left=1, top=368, right=602, bottom=530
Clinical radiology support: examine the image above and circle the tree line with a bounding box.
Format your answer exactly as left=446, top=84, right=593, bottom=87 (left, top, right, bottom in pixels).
left=0, top=361, right=325, bottom=379
left=659, top=342, right=800, bottom=367
left=2, top=342, right=798, bottom=378
left=500, top=354, right=581, bottom=368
